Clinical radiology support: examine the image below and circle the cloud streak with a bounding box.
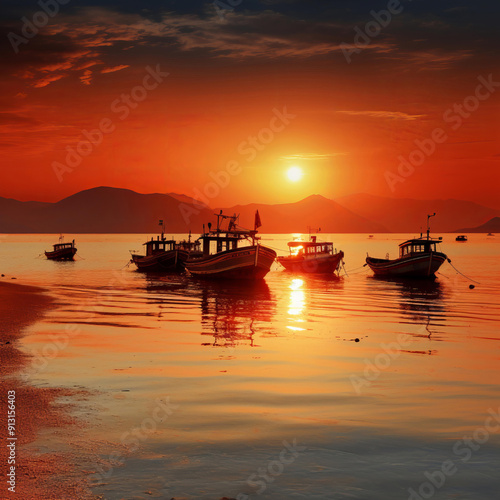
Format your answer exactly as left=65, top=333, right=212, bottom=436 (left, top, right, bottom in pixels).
left=336, top=111, right=425, bottom=121
left=280, top=153, right=347, bottom=161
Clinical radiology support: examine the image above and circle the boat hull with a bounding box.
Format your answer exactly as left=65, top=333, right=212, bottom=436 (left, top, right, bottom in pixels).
left=278, top=251, right=344, bottom=274
left=131, top=249, right=189, bottom=272
left=185, top=245, right=276, bottom=280
left=45, top=247, right=77, bottom=261
left=366, top=252, right=447, bottom=278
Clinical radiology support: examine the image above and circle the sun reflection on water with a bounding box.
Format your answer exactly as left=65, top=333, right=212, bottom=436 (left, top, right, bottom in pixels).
left=287, top=278, right=306, bottom=331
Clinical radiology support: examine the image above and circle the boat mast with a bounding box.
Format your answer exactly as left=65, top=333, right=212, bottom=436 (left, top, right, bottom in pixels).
left=427, top=213, right=435, bottom=240
left=159, top=219, right=165, bottom=240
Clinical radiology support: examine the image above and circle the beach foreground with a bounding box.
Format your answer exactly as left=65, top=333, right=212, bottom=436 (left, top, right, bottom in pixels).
left=0, top=281, right=95, bottom=500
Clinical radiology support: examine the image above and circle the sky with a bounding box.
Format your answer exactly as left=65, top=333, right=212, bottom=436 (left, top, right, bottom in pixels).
left=1, top=0, right=499, bottom=208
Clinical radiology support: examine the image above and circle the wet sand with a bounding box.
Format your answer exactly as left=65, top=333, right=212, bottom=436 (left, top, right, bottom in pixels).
left=0, top=281, right=95, bottom=500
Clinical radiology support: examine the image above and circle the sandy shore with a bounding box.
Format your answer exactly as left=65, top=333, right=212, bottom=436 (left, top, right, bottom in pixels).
left=0, top=280, right=95, bottom=500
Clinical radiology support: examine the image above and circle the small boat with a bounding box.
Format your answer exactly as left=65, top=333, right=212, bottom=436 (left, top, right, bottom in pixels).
left=45, top=236, right=77, bottom=261
left=277, top=236, right=344, bottom=274
left=366, top=214, right=447, bottom=279
left=487, top=232, right=494, bottom=236
left=130, top=222, right=201, bottom=272
left=185, top=211, right=276, bottom=280
left=455, top=235, right=468, bottom=242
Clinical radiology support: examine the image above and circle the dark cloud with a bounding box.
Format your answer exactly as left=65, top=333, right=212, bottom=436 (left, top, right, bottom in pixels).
left=1, top=0, right=499, bottom=90
left=0, top=112, right=40, bottom=126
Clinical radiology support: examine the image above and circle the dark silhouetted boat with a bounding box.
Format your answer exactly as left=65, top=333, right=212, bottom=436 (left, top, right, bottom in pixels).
left=455, top=235, right=468, bottom=242
left=45, top=236, right=77, bottom=261
left=185, top=211, right=276, bottom=279
left=366, top=214, right=447, bottom=279
left=277, top=236, right=344, bottom=274
left=131, top=221, right=201, bottom=272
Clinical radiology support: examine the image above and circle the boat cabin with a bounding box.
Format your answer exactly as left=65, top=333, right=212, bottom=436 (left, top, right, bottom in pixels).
left=199, top=212, right=258, bottom=256
left=200, top=230, right=256, bottom=256
left=53, top=240, right=75, bottom=251
left=144, top=236, right=177, bottom=256
left=178, top=238, right=201, bottom=253
left=288, top=236, right=334, bottom=257
left=398, top=238, right=442, bottom=258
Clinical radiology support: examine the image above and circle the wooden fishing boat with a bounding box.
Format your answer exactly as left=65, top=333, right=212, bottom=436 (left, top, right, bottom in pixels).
left=277, top=236, right=344, bottom=274
left=455, top=235, right=468, bottom=242
left=130, top=222, right=201, bottom=272
left=185, top=211, right=276, bottom=280
left=366, top=214, right=447, bottom=279
left=45, top=236, right=77, bottom=261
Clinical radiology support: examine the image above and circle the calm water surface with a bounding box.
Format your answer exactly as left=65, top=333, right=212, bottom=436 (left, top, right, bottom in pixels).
left=1, top=234, right=499, bottom=500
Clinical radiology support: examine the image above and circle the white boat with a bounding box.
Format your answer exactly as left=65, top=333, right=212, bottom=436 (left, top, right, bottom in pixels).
left=366, top=214, right=447, bottom=279
left=185, top=211, right=276, bottom=280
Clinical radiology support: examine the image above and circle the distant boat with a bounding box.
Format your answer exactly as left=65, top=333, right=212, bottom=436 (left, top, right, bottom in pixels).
left=368, top=235, right=374, bottom=238
left=366, top=213, right=447, bottom=279
left=277, top=236, right=344, bottom=274
left=455, top=235, right=468, bottom=242
left=45, top=236, right=77, bottom=261
left=487, top=232, right=494, bottom=236
left=185, top=211, right=276, bottom=280
left=130, top=221, right=201, bottom=272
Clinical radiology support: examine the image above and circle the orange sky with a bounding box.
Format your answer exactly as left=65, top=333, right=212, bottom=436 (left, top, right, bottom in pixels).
left=1, top=2, right=499, bottom=208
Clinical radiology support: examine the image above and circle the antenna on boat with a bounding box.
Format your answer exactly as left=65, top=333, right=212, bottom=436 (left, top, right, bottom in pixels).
left=427, top=213, right=436, bottom=240
left=159, top=219, right=165, bottom=240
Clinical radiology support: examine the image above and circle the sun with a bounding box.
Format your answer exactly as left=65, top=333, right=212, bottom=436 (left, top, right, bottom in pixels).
left=287, top=166, right=303, bottom=182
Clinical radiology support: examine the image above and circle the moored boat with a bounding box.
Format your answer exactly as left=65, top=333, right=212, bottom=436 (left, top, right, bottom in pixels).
left=366, top=214, right=447, bottom=279
left=130, top=222, right=201, bottom=272
left=45, top=236, right=77, bottom=261
left=455, top=235, right=468, bottom=242
left=277, top=236, right=344, bottom=274
left=185, top=211, right=276, bottom=280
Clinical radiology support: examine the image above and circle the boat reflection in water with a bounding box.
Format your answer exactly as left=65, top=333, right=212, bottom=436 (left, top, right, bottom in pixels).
left=395, top=279, right=445, bottom=322
left=197, top=279, right=276, bottom=347
left=396, top=278, right=446, bottom=354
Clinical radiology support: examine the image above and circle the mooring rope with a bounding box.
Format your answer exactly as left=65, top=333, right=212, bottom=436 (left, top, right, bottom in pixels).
left=265, top=244, right=290, bottom=253
left=343, top=263, right=368, bottom=275
left=446, top=258, right=481, bottom=285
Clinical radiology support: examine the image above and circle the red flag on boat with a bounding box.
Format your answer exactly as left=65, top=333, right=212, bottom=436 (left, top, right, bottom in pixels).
left=254, top=210, right=262, bottom=230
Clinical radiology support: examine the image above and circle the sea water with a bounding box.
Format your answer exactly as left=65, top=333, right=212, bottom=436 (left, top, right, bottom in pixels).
left=1, top=233, right=499, bottom=499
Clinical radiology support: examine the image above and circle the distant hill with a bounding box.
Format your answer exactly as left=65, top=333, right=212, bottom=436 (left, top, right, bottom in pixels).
left=1, top=187, right=497, bottom=234
left=0, top=197, right=51, bottom=232
left=220, top=194, right=388, bottom=233
left=334, top=193, right=499, bottom=233
left=0, top=187, right=213, bottom=234
left=454, top=217, right=500, bottom=233
left=166, top=192, right=209, bottom=207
